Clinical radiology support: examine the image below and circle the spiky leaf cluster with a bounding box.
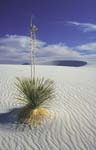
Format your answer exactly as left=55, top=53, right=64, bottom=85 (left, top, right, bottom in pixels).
left=15, top=77, right=54, bottom=109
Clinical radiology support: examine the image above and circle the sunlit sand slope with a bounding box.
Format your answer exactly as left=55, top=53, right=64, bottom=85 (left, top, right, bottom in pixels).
left=0, top=64, right=96, bottom=150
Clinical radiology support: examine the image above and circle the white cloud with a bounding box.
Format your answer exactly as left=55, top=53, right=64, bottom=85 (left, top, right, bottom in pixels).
left=0, top=34, right=96, bottom=64
left=40, top=43, right=80, bottom=58
left=0, top=35, right=46, bottom=63
left=0, top=35, right=81, bottom=64
left=67, top=21, right=96, bottom=32
left=82, top=54, right=96, bottom=63
left=76, top=42, right=96, bottom=51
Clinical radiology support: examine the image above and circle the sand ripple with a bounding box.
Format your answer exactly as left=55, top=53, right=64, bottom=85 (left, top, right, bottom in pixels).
left=0, top=65, right=96, bottom=150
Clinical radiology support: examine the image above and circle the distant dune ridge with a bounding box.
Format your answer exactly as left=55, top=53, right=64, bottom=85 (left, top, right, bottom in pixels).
left=41, top=60, right=87, bottom=67
left=0, top=63, right=96, bottom=149
left=23, top=60, right=87, bottom=67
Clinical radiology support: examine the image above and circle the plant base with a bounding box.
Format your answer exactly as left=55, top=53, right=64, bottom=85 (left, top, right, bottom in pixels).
left=18, top=106, right=49, bottom=125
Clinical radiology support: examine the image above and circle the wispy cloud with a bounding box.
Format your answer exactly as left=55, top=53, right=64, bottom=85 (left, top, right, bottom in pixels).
left=76, top=42, right=96, bottom=51
left=67, top=21, right=96, bottom=32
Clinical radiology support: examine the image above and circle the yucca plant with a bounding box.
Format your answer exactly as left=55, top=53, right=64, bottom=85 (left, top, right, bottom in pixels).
left=15, top=77, right=54, bottom=125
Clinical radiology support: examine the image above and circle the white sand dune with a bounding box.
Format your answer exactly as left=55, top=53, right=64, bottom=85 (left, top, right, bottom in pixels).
left=0, top=63, right=96, bottom=150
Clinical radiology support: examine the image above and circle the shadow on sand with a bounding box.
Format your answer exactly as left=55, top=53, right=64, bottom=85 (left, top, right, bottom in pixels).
left=0, top=108, right=36, bottom=131
left=0, top=108, right=20, bottom=124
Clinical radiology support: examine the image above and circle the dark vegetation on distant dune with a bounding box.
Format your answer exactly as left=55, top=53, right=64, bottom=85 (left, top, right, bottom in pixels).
left=41, top=60, right=87, bottom=67
left=23, top=60, right=87, bottom=67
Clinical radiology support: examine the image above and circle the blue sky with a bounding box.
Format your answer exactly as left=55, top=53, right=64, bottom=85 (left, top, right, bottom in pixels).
left=0, top=0, right=96, bottom=64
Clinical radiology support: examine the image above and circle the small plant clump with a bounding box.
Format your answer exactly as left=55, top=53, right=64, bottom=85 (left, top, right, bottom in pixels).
left=15, top=77, right=54, bottom=125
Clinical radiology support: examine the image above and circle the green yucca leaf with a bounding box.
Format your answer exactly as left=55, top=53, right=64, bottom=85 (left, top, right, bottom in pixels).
left=15, top=77, right=54, bottom=109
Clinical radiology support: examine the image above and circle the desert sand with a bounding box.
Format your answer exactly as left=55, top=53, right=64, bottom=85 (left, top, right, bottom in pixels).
left=0, top=63, right=96, bottom=150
